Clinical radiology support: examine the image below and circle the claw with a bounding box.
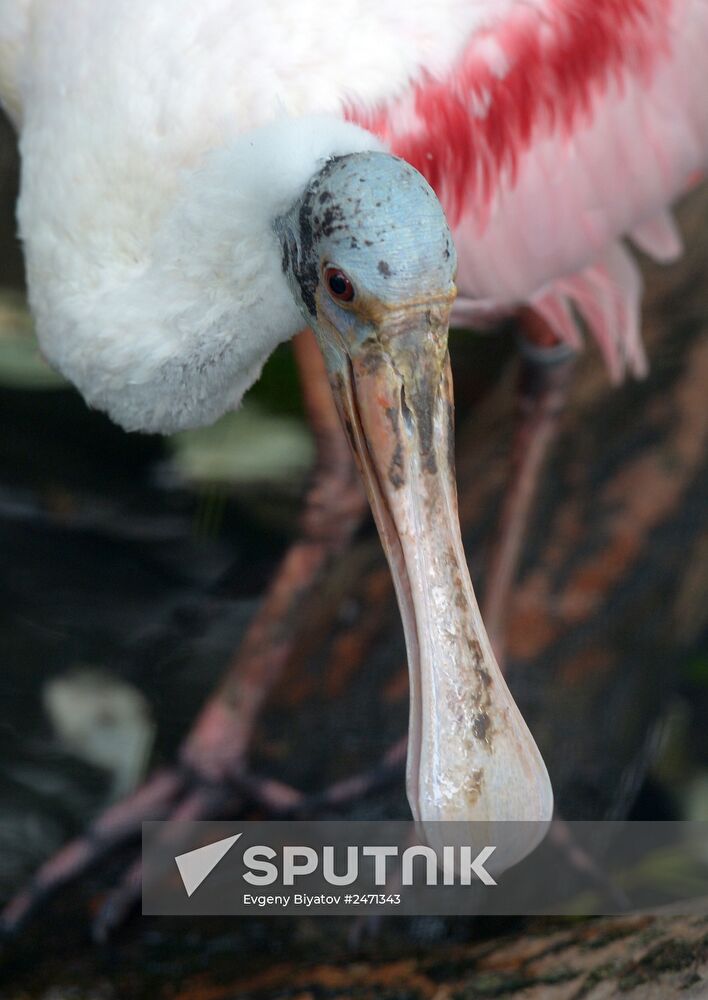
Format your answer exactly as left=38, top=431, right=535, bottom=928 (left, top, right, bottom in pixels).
left=300, top=736, right=406, bottom=813
left=94, top=782, right=237, bottom=940
left=229, top=738, right=406, bottom=817
left=0, top=768, right=184, bottom=935
left=92, top=858, right=143, bottom=943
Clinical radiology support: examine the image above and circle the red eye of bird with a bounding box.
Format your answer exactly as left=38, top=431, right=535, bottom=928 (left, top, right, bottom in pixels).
left=324, top=267, right=355, bottom=303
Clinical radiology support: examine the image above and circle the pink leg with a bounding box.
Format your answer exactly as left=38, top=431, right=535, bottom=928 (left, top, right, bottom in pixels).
left=180, top=328, right=368, bottom=779
left=481, top=315, right=627, bottom=898
left=483, top=310, right=576, bottom=665
left=2, top=329, right=374, bottom=937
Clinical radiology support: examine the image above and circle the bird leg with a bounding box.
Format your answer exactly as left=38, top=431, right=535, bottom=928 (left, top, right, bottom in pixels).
left=482, top=309, right=577, bottom=665
left=1, top=328, right=373, bottom=937
left=480, top=315, right=629, bottom=902
left=179, top=327, right=368, bottom=780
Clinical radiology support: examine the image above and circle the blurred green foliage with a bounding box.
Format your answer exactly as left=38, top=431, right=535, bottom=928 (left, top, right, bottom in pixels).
left=168, top=342, right=313, bottom=487
left=684, top=656, right=708, bottom=686
left=247, top=342, right=304, bottom=417
left=168, top=402, right=314, bottom=486
left=0, top=287, right=66, bottom=389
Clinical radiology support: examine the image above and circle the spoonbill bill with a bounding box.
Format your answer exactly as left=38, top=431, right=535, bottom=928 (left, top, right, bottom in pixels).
left=0, top=0, right=706, bottom=935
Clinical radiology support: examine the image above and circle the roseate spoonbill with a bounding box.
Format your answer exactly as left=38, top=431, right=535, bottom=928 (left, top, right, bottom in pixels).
left=1, top=0, right=706, bottom=935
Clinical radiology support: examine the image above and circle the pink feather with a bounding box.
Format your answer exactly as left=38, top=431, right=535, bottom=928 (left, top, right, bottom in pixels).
left=349, top=0, right=708, bottom=375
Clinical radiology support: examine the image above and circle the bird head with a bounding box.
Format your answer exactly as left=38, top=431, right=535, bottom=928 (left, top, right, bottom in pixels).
left=276, top=150, right=552, bottom=857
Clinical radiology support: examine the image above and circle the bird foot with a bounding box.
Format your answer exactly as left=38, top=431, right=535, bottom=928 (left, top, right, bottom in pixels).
left=0, top=740, right=407, bottom=941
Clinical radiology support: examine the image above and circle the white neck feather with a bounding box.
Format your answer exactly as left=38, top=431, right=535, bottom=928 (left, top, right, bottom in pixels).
left=22, top=115, right=381, bottom=433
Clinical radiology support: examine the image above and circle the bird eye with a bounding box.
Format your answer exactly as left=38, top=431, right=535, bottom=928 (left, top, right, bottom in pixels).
left=324, top=266, right=355, bottom=303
